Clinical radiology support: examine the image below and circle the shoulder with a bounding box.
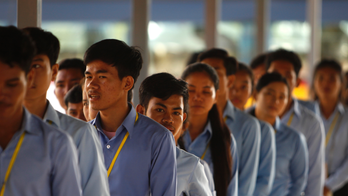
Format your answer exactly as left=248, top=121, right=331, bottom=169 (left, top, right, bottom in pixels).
left=235, top=109, right=259, bottom=127
left=297, top=104, right=322, bottom=126
left=280, top=123, right=306, bottom=143
left=56, top=111, right=96, bottom=138
left=177, top=148, right=201, bottom=172
left=297, top=100, right=317, bottom=113
left=258, top=120, right=274, bottom=137
left=136, top=113, right=172, bottom=136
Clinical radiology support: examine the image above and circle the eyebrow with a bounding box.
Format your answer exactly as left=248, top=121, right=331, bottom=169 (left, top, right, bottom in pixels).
left=85, top=69, right=108, bottom=75
left=32, top=58, right=44, bottom=62
left=6, top=78, right=19, bottom=82
left=188, top=84, right=212, bottom=89
left=155, top=103, right=183, bottom=111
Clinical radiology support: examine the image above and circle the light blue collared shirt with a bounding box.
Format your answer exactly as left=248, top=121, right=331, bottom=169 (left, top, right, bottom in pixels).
left=0, top=108, right=82, bottom=196
left=271, top=117, right=309, bottom=196
left=183, top=121, right=239, bottom=196
left=315, top=102, right=348, bottom=191
left=200, top=160, right=216, bottom=196
left=91, top=105, right=177, bottom=196
left=281, top=98, right=325, bottom=196
left=176, top=147, right=213, bottom=196
left=223, top=101, right=260, bottom=196
left=247, top=109, right=276, bottom=196
left=43, top=102, right=109, bottom=196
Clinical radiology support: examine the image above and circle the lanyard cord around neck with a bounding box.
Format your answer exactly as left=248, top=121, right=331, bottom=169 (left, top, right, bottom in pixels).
left=0, top=132, right=26, bottom=196
left=107, top=112, right=139, bottom=177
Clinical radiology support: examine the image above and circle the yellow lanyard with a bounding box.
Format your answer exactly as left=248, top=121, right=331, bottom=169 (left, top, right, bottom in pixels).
left=0, top=132, right=26, bottom=196
left=287, top=112, right=295, bottom=126
left=325, top=112, right=340, bottom=147
left=200, top=142, right=210, bottom=160
left=107, top=112, right=138, bottom=177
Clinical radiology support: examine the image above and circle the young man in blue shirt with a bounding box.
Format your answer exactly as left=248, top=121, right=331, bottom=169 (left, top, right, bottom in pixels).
left=266, top=48, right=325, bottom=196
left=22, top=27, right=110, bottom=196
left=85, top=39, right=177, bottom=196
left=199, top=49, right=261, bottom=196
left=0, top=26, right=82, bottom=196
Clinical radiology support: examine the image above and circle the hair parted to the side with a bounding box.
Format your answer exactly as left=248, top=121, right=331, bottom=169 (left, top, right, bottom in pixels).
left=265, top=48, right=302, bottom=77
left=312, top=59, right=345, bottom=101
left=180, top=62, right=232, bottom=196
left=84, top=39, right=143, bottom=89
left=237, top=62, right=254, bottom=90
left=256, top=72, right=290, bottom=94
left=64, top=84, right=83, bottom=107
left=250, top=53, right=267, bottom=70
left=0, top=26, right=35, bottom=74
left=139, top=72, right=188, bottom=114
left=198, top=48, right=238, bottom=76
left=22, top=27, right=60, bottom=67
left=59, top=58, right=86, bottom=76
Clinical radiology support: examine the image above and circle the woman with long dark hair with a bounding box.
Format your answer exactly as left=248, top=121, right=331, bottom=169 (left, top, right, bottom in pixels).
left=179, top=63, right=237, bottom=196
left=249, top=72, right=308, bottom=196
left=312, top=59, right=348, bottom=196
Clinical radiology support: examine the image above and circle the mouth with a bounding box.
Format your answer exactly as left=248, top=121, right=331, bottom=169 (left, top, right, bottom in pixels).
left=191, top=105, right=204, bottom=109
left=88, top=91, right=101, bottom=101
left=162, top=123, right=175, bottom=132
left=232, top=98, right=241, bottom=104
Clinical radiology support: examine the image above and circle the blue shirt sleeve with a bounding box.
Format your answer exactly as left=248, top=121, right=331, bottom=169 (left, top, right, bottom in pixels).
left=238, top=119, right=260, bottom=196
left=187, top=161, right=213, bottom=196
left=200, top=160, right=216, bottom=195
left=289, top=133, right=308, bottom=196
left=51, top=132, right=82, bottom=196
left=228, top=134, right=239, bottom=196
left=150, top=132, right=177, bottom=196
left=254, top=122, right=276, bottom=196
left=76, top=124, right=110, bottom=196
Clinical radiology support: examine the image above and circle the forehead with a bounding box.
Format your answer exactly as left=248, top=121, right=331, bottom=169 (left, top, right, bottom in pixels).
left=0, top=61, right=26, bottom=81
left=186, top=72, right=214, bottom=87
left=148, top=95, right=184, bottom=108
left=57, top=68, right=84, bottom=79
left=86, top=60, right=118, bottom=74
left=264, top=82, right=288, bottom=93
left=68, top=102, right=83, bottom=109
left=269, top=60, right=295, bottom=72
left=32, top=54, right=50, bottom=63
left=235, top=70, right=252, bottom=81
left=316, top=67, right=340, bottom=76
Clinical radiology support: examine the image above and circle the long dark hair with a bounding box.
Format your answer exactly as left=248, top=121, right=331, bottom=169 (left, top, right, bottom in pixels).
left=180, top=63, right=232, bottom=196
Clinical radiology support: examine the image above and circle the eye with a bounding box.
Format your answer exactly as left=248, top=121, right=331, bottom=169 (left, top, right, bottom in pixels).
left=203, top=91, right=211, bottom=95
left=86, top=76, right=92, bottom=79
left=31, top=64, right=40, bottom=69
left=156, top=108, right=164, bottom=112
left=174, top=112, right=181, bottom=116
left=188, top=90, right=195, bottom=93
left=7, top=82, right=18, bottom=87
left=83, top=102, right=88, bottom=106
left=99, top=76, right=106, bottom=79
left=56, top=84, right=64, bottom=88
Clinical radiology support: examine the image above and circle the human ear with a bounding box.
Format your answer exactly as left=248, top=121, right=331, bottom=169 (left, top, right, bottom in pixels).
left=51, top=64, right=58, bottom=82
left=214, top=89, right=220, bottom=103
left=26, top=68, right=35, bottom=90
left=227, top=74, right=236, bottom=88
left=123, top=76, right=134, bottom=91
left=136, top=104, right=146, bottom=115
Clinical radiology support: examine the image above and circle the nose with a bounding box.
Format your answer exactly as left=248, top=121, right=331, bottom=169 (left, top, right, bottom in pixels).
left=162, top=112, right=173, bottom=124
left=193, top=92, right=203, bottom=101
left=86, top=77, right=98, bottom=90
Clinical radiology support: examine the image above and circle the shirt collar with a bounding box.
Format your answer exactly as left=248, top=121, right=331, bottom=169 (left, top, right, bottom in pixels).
left=291, top=98, right=302, bottom=117
left=223, top=100, right=236, bottom=120
left=22, top=107, right=41, bottom=135
left=92, top=104, right=137, bottom=138
left=43, top=101, right=61, bottom=128
left=314, top=100, right=345, bottom=115
left=274, top=116, right=282, bottom=132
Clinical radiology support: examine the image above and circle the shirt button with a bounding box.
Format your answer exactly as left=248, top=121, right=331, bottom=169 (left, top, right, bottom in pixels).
left=106, top=145, right=111, bottom=149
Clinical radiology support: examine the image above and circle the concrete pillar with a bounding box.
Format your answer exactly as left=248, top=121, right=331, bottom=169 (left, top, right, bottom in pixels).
left=17, top=0, right=42, bottom=28
left=255, top=0, right=270, bottom=54
left=131, top=0, right=151, bottom=105
left=205, top=0, right=221, bottom=49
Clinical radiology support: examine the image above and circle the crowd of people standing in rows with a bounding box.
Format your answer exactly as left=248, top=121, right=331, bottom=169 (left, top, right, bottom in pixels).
left=0, top=25, right=348, bottom=196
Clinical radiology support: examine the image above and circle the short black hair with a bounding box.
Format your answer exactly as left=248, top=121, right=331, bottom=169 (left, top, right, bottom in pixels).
left=64, top=84, right=83, bottom=107
left=198, top=48, right=237, bottom=76
left=139, top=72, right=188, bottom=114
left=182, top=62, right=219, bottom=91
left=265, top=48, right=302, bottom=77
left=250, top=53, right=267, bottom=70
left=84, top=39, right=142, bottom=89
left=256, top=72, right=290, bottom=94
left=0, top=26, right=35, bottom=74
left=313, top=59, right=343, bottom=82
left=237, top=62, right=254, bottom=89
left=22, top=27, right=60, bottom=67
left=186, top=51, right=202, bottom=65
left=59, top=58, right=86, bottom=76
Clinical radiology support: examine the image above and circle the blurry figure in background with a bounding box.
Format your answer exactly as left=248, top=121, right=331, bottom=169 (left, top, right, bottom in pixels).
left=23, top=27, right=110, bottom=196
left=344, top=71, right=348, bottom=106
left=266, top=48, right=325, bottom=196
left=54, top=58, right=85, bottom=110
left=186, top=51, right=202, bottom=65
left=229, top=62, right=254, bottom=111
left=199, top=49, right=261, bottom=196
left=250, top=53, right=267, bottom=86
left=136, top=72, right=214, bottom=196
left=65, top=84, right=86, bottom=121
left=128, top=89, right=134, bottom=106
left=311, top=59, right=348, bottom=196
left=250, top=72, right=308, bottom=196
left=231, top=63, right=276, bottom=196
left=81, top=78, right=98, bottom=122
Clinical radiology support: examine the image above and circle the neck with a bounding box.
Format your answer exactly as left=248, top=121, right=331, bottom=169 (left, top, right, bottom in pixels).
left=280, top=97, right=293, bottom=118
left=24, top=94, right=48, bottom=119
left=99, top=102, right=130, bottom=133
left=320, top=98, right=339, bottom=119
left=0, top=107, right=24, bottom=149
left=217, top=93, right=228, bottom=115
left=255, top=107, right=276, bottom=125
left=188, top=113, right=208, bottom=141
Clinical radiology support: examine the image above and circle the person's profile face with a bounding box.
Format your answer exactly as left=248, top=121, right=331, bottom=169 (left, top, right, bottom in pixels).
left=55, top=68, right=84, bottom=109
left=85, top=60, right=125, bottom=111
left=201, top=58, right=229, bottom=96
left=185, top=71, right=217, bottom=116
left=145, top=95, right=187, bottom=142
left=267, top=60, right=297, bottom=94
left=255, top=82, right=289, bottom=118
left=252, top=64, right=266, bottom=86
left=314, top=67, right=342, bottom=101
left=229, top=70, right=253, bottom=110
left=67, top=102, right=86, bottom=121
left=0, top=61, right=29, bottom=119
left=26, top=54, right=55, bottom=101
